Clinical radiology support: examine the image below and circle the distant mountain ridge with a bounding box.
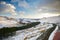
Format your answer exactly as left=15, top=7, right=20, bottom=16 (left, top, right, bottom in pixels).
left=0, top=16, right=40, bottom=28
left=0, top=16, right=60, bottom=24
left=40, top=15, right=60, bottom=23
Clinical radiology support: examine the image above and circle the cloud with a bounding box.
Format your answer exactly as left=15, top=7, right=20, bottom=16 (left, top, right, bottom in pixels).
left=46, top=0, right=60, bottom=12
left=11, top=0, right=30, bottom=8
left=18, top=1, right=30, bottom=8
left=19, top=11, right=25, bottom=16
left=11, top=0, right=60, bottom=12
left=36, top=0, right=60, bottom=13
left=37, top=7, right=60, bottom=14
left=17, top=11, right=60, bottom=18
left=0, top=1, right=17, bottom=16
left=11, top=0, right=60, bottom=18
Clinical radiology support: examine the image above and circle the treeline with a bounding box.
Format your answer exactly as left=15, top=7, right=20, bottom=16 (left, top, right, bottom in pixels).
left=0, top=22, right=40, bottom=39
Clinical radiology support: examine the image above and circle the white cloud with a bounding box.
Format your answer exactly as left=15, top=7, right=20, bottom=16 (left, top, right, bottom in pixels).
left=33, top=0, right=60, bottom=14
left=0, top=1, right=17, bottom=15
left=19, top=11, right=25, bottom=16
left=11, top=0, right=18, bottom=2
left=18, top=1, right=29, bottom=8
left=39, top=13, right=60, bottom=18
left=47, top=0, right=60, bottom=10
left=10, top=0, right=60, bottom=18
left=11, top=0, right=30, bottom=8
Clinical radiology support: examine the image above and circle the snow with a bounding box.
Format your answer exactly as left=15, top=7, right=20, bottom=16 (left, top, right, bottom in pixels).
left=4, top=23, right=53, bottom=40
left=48, top=26, right=58, bottom=40
left=0, top=16, right=59, bottom=40
left=0, top=20, right=24, bottom=28
left=40, top=16, right=60, bottom=23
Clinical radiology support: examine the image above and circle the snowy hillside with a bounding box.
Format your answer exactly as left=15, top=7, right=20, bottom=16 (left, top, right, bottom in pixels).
left=3, top=22, right=54, bottom=40
left=0, top=16, right=24, bottom=28
left=0, top=16, right=58, bottom=40
left=0, top=16, right=40, bottom=28
left=40, top=16, right=60, bottom=23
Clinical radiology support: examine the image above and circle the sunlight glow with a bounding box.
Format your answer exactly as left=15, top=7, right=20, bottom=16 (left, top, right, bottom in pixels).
left=39, top=13, right=60, bottom=18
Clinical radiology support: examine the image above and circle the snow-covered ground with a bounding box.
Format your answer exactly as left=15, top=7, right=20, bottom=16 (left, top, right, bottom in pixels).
left=0, top=16, right=59, bottom=40
left=48, top=26, right=58, bottom=40
left=3, top=23, right=53, bottom=40
left=0, top=16, right=40, bottom=28
left=0, top=20, right=24, bottom=28
left=40, top=16, right=60, bottom=23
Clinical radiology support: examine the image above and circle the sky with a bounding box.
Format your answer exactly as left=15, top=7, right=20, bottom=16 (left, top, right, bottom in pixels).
left=0, top=0, right=60, bottom=18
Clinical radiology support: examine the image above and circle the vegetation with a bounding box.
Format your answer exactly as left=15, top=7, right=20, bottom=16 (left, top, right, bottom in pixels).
left=0, top=22, right=40, bottom=39
left=37, top=24, right=57, bottom=40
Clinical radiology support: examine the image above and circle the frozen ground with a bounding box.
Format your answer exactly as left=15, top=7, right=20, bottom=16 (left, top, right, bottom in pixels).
left=3, top=23, right=53, bottom=40
left=48, top=26, right=58, bottom=40
left=0, top=20, right=24, bottom=28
